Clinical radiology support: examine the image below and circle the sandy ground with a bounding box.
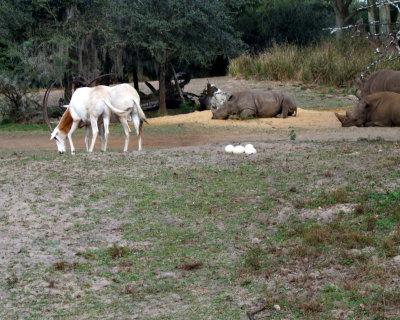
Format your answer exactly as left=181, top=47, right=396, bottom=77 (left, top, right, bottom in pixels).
left=1, top=77, right=400, bottom=152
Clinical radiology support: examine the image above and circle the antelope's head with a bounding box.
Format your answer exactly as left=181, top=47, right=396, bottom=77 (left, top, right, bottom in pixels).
left=50, top=128, right=67, bottom=154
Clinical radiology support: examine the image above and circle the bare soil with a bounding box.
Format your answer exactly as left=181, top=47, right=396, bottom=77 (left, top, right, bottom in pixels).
left=1, top=76, right=400, bottom=152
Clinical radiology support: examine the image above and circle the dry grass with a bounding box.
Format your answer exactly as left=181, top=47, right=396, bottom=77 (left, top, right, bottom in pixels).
left=229, top=38, right=400, bottom=87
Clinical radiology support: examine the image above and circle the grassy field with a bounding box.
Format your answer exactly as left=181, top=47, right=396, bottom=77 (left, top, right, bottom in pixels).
left=1, top=136, right=399, bottom=319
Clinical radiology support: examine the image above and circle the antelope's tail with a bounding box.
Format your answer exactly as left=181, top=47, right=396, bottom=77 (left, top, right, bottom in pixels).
left=103, top=100, right=131, bottom=117
left=134, top=99, right=149, bottom=125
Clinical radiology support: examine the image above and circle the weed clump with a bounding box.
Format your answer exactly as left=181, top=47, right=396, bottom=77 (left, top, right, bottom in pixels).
left=108, top=244, right=132, bottom=259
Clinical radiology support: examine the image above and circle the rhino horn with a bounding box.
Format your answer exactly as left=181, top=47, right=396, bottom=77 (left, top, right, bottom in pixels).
left=334, top=112, right=345, bottom=123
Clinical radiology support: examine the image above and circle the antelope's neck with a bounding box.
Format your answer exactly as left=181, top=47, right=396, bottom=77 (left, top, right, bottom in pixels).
left=57, top=108, right=74, bottom=135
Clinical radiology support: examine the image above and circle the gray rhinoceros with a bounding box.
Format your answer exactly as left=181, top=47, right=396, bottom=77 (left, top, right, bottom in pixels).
left=356, top=69, right=400, bottom=97
left=211, top=91, right=297, bottom=120
left=335, top=91, right=400, bottom=127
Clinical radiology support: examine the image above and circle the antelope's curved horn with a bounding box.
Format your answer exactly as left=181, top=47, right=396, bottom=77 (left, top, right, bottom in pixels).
left=86, top=73, right=116, bottom=87
left=43, top=80, right=57, bottom=133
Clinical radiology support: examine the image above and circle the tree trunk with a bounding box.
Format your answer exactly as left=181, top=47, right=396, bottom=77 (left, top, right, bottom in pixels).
left=379, top=3, right=391, bottom=40
left=170, top=63, right=185, bottom=104
left=158, top=62, right=167, bottom=116
left=367, top=0, right=376, bottom=35
left=334, top=12, right=347, bottom=39
left=331, top=0, right=349, bottom=39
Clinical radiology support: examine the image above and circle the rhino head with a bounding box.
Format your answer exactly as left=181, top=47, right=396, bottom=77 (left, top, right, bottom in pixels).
left=335, top=97, right=369, bottom=127
left=211, top=94, right=239, bottom=119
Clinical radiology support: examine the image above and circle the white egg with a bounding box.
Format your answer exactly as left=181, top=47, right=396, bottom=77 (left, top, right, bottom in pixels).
left=225, top=144, right=234, bottom=153
left=245, top=147, right=257, bottom=155
left=245, top=144, right=256, bottom=155
left=233, top=145, right=245, bottom=154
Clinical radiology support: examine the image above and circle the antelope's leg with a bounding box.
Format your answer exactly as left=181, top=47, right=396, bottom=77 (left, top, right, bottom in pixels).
left=102, top=116, right=110, bottom=152
left=68, top=120, right=80, bottom=155
left=85, top=126, right=90, bottom=152
left=118, top=116, right=130, bottom=152
left=89, top=117, right=99, bottom=153
left=138, top=121, right=143, bottom=151
left=131, top=112, right=142, bottom=151
left=99, top=121, right=105, bottom=151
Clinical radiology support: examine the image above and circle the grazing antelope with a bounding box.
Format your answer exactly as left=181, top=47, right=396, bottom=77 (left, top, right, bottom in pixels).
left=49, top=84, right=147, bottom=154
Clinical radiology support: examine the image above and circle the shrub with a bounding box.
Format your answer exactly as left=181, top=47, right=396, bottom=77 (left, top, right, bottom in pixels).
left=0, top=75, right=41, bottom=123
left=229, top=38, right=400, bottom=87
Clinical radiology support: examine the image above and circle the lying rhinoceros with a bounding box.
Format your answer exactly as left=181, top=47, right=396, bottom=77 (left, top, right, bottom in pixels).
left=335, top=91, right=400, bottom=127
left=356, top=69, right=400, bottom=96
left=211, top=91, right=297, bottom=120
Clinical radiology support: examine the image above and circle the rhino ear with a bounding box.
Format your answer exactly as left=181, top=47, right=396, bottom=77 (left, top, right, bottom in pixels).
left=363, top=96, right=372, bottom=108
left=357, top=97, right=370, bottom=109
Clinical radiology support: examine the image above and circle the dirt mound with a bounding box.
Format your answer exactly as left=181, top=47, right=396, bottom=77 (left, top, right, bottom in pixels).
left=148, top=108, right=341, bottom=129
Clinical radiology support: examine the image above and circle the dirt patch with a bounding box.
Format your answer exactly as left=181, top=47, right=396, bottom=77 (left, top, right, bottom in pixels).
left=149, top=108, right=338, bottom=129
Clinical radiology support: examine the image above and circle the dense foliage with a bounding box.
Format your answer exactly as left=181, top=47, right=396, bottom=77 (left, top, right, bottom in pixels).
left=237, top=0, right=334, bottom=51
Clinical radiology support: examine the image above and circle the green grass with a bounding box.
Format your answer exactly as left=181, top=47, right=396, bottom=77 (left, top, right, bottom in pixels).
left=0, top=140, right=399, bottom=319
left=0, top=123, right=48, bottom=131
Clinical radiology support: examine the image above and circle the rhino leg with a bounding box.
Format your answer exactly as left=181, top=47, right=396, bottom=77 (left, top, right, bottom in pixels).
left=228, top=114, right=240, bottom=120
left=365, top=121, right=387, bottom=127
left=239, top=108, right=256, bottom=120
left=276, top=105, right=289, bottom=118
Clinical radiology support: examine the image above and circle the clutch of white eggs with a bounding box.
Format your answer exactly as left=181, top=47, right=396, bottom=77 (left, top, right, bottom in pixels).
left=225, top=144, right=256, bottom=155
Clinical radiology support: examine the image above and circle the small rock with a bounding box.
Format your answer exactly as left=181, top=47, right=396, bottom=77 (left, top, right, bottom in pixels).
left=369, top=255, right=379, bottom=264
left=169, top=293, right=182, bottom=301
left=160, top=272, right=178, bottom=278
left=349, top=249, right=362, bottom=257
left=361, top=246, right=375, bottom=254
left=273, top=304, right=281, bottom=311
left=392, top=255, right=400, bottom=265
left=251, top=238, right=261, bottom=244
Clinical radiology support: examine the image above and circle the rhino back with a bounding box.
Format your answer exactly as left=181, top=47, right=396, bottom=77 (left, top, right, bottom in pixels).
left=383, top=71, right=400, bottom=93
left=252, top=91, right=282, bottom=117
left=366, top=69, right=400, bottom=94
left=231, top=91, right=257, bottom=111
left=367, top=92, right=400, bottom=126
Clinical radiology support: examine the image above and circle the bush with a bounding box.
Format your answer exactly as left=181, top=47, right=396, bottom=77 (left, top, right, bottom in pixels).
left=0, top=75, right=41, bottom=123
left=229, top=38, right=400, bottom=87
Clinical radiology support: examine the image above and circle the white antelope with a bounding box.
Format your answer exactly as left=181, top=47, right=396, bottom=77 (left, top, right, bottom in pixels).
left=49, top=84, right=147, bottom=154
